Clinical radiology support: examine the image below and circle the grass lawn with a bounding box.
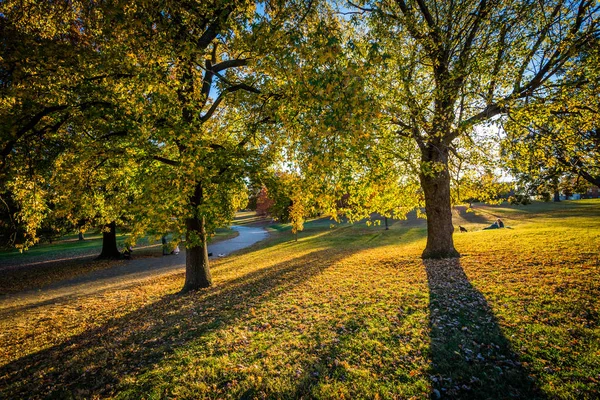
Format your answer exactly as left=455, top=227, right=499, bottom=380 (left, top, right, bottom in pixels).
left=0, top=228, right=238, bottom=295
left=0, top=200, right=599, bottom=399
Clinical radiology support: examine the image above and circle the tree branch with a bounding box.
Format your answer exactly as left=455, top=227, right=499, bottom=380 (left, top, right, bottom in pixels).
left=1, top=105, right=68, bottom=169
left=212, top=58, right=249, bottom=74
left=200, top=83, right=261, bottom=123
left=99, top=130, right=128, bottom=140
left=152, top=156, right=180, bottom=167
left=557, top=154, right=600, bottom=187
left=514, top=0, right=564, bottom=93
left=460, top=103, right=505, bottom=128
left=516, top=0, right=593, bottom=98
left=197, top=6, right=234, bottom=50
left=454, top=0, right=489, bottom=82
left=415, top=0, right=438, bottom=32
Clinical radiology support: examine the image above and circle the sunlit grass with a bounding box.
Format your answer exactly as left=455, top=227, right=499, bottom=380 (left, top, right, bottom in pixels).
left=0, top=200, right=598, bottom=399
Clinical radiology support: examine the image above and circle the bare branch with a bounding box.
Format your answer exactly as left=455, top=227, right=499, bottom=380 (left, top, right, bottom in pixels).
left=347, top=1, right=376, bottom=13
left=486, top=23, right=508, bottom=103
left=516, top=0, right=594, bottom=98
left=415, top=0, right=438, bottom=31
left=200, top=58, right=214, bottom=107
left=454, top=0, right=490, bottom=80
left=197, top=6, right=234, bottom=50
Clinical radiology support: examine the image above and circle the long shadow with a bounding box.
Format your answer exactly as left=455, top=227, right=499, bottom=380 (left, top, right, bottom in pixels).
left=0, top=256, right=112, bottom=296
left=425, top=258, right=545, bottom=399
left=288, top=313, right=419, bottom=399
left=454, top=206, right=491, bottom=225
left=290, top=316, right=367, bottom=398
left=0, top=244, right=362, bottom=399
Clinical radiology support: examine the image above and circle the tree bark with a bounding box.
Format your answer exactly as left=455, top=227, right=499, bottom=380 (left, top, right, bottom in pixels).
left=78, top=231, right=85, bottom=241
left=553, top=191, right=561, bottom=202
left=97, top=221, right=121, bottom=259
left=181, top=183, right=212, bottom=292
left=419, top=144, right=460, bottom=259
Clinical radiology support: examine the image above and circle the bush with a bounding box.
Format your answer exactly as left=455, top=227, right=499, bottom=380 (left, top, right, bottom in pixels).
left=539, top=192, right=551, bottom=202
left=508, top=194, right=531, bottom=205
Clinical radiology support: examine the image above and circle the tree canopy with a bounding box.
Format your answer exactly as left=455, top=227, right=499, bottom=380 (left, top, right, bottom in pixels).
left=1, top=0, right=598, bottom=286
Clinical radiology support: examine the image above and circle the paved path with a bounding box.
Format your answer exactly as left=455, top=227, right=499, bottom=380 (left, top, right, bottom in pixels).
left=0, top=225, right=268, bottom=313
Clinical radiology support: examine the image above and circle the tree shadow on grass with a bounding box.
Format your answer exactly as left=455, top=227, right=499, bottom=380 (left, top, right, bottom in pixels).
left=454, top=206, right=492, bottom=225
left=425, top=258, right=545, bottom=399
left=0, top=245, right=358, bottom=399
left=278, top=257, right=432, bottom=399
left=288, top=314, right=429, bottom=399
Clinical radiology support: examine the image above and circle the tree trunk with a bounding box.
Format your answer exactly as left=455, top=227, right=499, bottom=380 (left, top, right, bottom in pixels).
left=553, top=191, right=561, bottom=202
left=97, top=221, right=121, bottom=259
left=181, top=183, right=212, bottom=292
left=419, top=144, right=460, bottom=259
left=78, top=231, right=85, bottom=241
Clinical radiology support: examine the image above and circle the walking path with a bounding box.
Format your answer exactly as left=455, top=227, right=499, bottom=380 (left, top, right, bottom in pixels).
left=0, top=225, right=268, bottom=313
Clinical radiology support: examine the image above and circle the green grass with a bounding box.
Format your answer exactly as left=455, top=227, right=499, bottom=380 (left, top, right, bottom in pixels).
left=0, top=233, right=107, bottom=262
left=1, top=200, right=599, bottom=399
left=0, top=228, right=238, bottom=295
left=0, top=228, right=238, bottom=265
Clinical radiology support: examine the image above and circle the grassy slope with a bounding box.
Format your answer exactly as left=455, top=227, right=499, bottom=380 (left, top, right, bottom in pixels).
left=0, top=201, right=599, bottom=399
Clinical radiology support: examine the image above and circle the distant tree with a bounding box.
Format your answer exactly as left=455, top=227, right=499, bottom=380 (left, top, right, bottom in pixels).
left=255, top=187, right=275, bottom=217
left=245, top=182, right=263, bottom=211
left=0, top=0, right=140, bottom=252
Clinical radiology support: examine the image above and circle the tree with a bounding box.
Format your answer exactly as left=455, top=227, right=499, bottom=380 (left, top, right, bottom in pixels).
left=255, top=5, right=423, bottom=234
left=255, top=186, right=275, bottom=216
left=132, top=0, right=355, bottom=291
left=0, top=0, right=141, bottom=251
left=1, top=1, right=315, bottom=290
left=346, top=0, right=599, bottom=258
left=124, top=1, right=288, bottom=291
left=502, top=37, right=600, bottom=190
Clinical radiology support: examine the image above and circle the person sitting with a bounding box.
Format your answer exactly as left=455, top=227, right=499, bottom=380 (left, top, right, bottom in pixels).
left=483, top=218, right=504, bottom=230
left=122, top=245, right=133, bottom=259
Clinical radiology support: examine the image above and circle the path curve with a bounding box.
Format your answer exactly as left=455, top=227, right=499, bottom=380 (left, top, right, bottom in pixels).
left=0, top=225, right=268, bottom=312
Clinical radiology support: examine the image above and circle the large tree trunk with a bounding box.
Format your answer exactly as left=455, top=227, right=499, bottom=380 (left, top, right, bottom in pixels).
left=181, top=183, right=212, bottom=292
left=419, top=144, right=460, bottom=259
left=97, top=221, right=121, bottom=259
